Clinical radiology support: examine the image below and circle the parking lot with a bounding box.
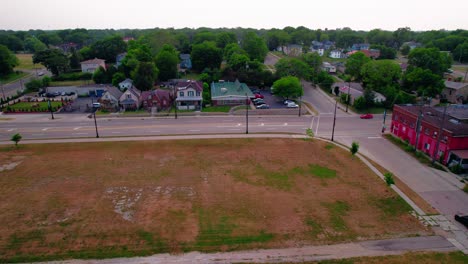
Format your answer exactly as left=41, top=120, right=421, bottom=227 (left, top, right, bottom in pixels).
left=251, top=89, right=297, bottom=109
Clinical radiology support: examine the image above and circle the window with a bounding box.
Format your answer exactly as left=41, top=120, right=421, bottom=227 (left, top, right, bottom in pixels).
left=196, top=91, right=200, bottom=96
left=127, top=94, right=131, bottom=99
left=188, top=91, right=195, bottom=97
left=442, top=136, right=448, bottom=143
left=179, top=91, right=184, bottom=97
left=424, top=143, right=431, bottom=150
left=433, top=131, right=438, bottom=138
left=424, top=128, right=430, bottom=135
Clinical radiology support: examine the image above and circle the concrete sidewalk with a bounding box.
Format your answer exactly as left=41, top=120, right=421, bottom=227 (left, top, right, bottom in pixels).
left=36, top=236, right=455, bottom=264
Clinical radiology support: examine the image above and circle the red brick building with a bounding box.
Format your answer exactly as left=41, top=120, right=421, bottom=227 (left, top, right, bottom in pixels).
left=391, top=104, right=468, bottom=167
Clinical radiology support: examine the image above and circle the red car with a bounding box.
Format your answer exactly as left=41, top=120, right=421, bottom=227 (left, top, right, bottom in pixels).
left=254, top=93, right=264, bottom=99
left=360, top=113, right=373, bottom=119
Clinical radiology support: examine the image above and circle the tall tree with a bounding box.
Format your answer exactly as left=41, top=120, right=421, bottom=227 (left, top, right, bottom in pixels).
left=275, top=58, right=311, bottom=80
left=155, top=44, right=178, bottom=81
left=24, top=37, right=47, bottom=53
left=216, top=32, right=237, bottom=49
left=271, top=76, right=303, bottom=99
left=370, top=44, right=396, bottom=59
left=89, top=35, right=127, bottom=62
left=132, top=62, right=158, bottom=91
left=191, top=41, right=222, bottom=72
left=241, top=31, right=268, bottom=62
left=403, top=67, right=444, bottom=97
left=361, top=60, right=401, bottom=92
left=266, top=29, right=290, bottom=51
left=0, top=45, right=19, bottom=76
left=407, top=47, right=451, bottom=76
left=33, top=49, right=70, bottom=75
left=345, top=52, right=371, bottom=81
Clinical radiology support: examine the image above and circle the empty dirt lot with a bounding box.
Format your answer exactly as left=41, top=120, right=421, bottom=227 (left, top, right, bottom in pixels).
left=0, top=138, right=429, bottom=262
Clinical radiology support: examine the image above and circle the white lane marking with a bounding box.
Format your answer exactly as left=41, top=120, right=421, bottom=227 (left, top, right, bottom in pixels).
left=32, top=134, right=45, bottom=136
left=367, top=136, right=382, bottom=139
left=259, top=123, right=265, bottom=126
left=73, top=127, right=82, bottom=130
left=73, top=132, right=89, bottom=135
left=237, top=123, right=242, bottom=126
left=283, top=123, right=288, bottom=126
left=217, top=125, right=242, bottom=128
left=111, top=131, right=122, bottom=134
left=41, top=128, right=51, bottom=131
left=150, top=130, right=161, bottom=133
left=228, top=128, right=241, bottom=131
left=266, top=128, right=277, bottom=130
left=7, top=128, right=16, bottom=132
left=189, top=130, right=201, bottom=132
left=315, top=116, right=320, bottom=136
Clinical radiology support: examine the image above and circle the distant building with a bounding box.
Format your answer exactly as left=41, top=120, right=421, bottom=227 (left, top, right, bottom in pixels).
left=116, top=52, right=127, bottom=66
left=57, top=42, right=80, bottom=53
left=118, top=78, right=133, bottom=91
left=141, top=89, right=173, bottom=111
left=175, top=80, right=203, bottom=110
left=347, top=49, right=380, bottom=59
left=322, top=62, right=336, bottom=73
left=123, top=37, right=134, bottom=43
left=80, top=58, right=106, bottom=73
left=332, top=82, right=386, bottom=104
left=403, top=41, right=422, bottom=50
left=119, top=86, right=142, bottom=110
left=329, top=50, right=345, bottom=59
left=442, top=81, right=468, bottom=104
left=350, top=43, right=370, bottom=51
left=179, top=54, right=192, bottom=69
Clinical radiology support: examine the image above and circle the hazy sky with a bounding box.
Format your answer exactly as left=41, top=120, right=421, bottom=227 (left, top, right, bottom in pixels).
left=2, top=0, right=467, bottom=31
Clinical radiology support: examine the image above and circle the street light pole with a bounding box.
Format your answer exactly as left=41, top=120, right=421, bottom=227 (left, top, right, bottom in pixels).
left=93, top=110, right=99, bottom=138
left=47, top=99, right=54, bottom=120
left=331, top=100, right=337, bottom=141
left=173, top=83, right=178, bottom=119
left=345, top=81, right=351, bottom=112
left=245, top=93, right=249, bottom=134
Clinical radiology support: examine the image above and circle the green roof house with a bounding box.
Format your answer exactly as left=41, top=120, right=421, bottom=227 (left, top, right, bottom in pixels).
left=211, top=80, right=254, bottom=106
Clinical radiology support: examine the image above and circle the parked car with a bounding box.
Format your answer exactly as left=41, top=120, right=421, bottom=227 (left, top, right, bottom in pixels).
left=360, top=113, right=374, bottom=119
left=256, top=104, right=269, bottom=109
left=254, top=93, right=264, bottom=99
left=252, top=98, right=264, bottom=103
left=284, top=99, right=295, bottom=105
left=37, top=71, right=44, bottom=76
left=287, top=103, right=299, bottom=108
left=92, top=102, right=101, bottom=108
left=253, top=100, right=266, bottom=105
left=455, top=215, right=468, bottom=228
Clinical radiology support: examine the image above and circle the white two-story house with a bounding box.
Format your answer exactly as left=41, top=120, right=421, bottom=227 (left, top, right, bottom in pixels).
left=80, top=58, right=106, bottom=73
left=175, top=80, right=203, bottom=110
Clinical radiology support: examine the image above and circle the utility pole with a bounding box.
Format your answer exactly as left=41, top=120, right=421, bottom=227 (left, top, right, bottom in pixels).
left=298, top=96, right=302, bottom=117
left=245, top=93, right=249, bottom=134
left=345, top=81, right=351, bottom=112
left=432, top=105, right=448, bottom=164
left=48, top=99, right=54, bottom=120
left=331, top=101, right=337, bottom=141
left=414, top=106, right=423, bottom=150
left=173, top=83, right=178, bottom=119
left=93, top=110, right=99, bottom=138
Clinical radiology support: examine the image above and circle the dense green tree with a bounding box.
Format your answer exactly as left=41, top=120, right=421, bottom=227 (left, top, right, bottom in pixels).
left=24, top=37, right=47, bottom=53
left=202, top=82, right=211, bottom=106
left=140, top=30, right=178, bottom=55
left=88, top=35, right=127, bottom=62
left=302, top=52, right=322, bottom=81
left=317, top=71, right=335, bottom=90
left=400, top=44, right=411, bottom=56
left=227, top=53, right=250, bottom=71
left=403, top=67, right=444, bottom=97
left=223, top=43, right=247, bottom=60
left=0, top=34, right=24, bottom=52
left=453, top=42, right=468, bottom=63
left=132, top=62, right=158, bottom=91
left=370, top=44, right=396, bottom=59
left=38, top=33, right=62, bottom=47
left=275, top=58, right=311, bottom=79
left=175, top=33, right=191, bottom=54
left=345, top=52, right=371, bottom=81
left=407, top=47, right=451, bottom=76
left=155, top=44, right=178, bottom=81
left=271, top=76, right=303, bottom=99
left=69, top=48, right=82, bottom=69
left=241, top=31, right=268, bottom=62
left=191, top=41, right=222, bottom=72
left=336, top=31, right=365, bottom=48
left=193, top=31, right=217, bottom=44
left=112, top=72, right=126, bottom=87
left=33, top=49, right=69, bottom=75
left=266, top=29, right=290, bottom=51
left=216, top=32, right=237, bottom=49
left=393, top=27, right=413, bottom=48
left=367, top=29, right=394, bottom=46
left=353, top=96, right=367, bottom=110
left=92, top=66, right=109, bottom=84
left=361, top=60, right=401, bottom=92
left=0, top=45, right=19, bottom=76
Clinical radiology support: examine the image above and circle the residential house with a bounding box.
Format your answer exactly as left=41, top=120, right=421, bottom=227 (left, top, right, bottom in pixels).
left=80, top=58, right=106, bottom=73
left=278, top=44, right=303, bottom=57
left=211, top=80, right=254, bottom=106
left=442, top=81, right=468, bottom=104
left=347, top=49, right=380, bottom=59
left=119, top=87, right=141, bottom=110
left=179, top=54, right=192, bottom=69
left=98, top=87, right=123, bottom=112
left=118, top=78, right=133, bottom=91
left=391, top=104, right=468, bottom=167
left=123, top=37, right=134, bottom=43
left=322, top=62, right=336, bottom=73
left=175, top=80, right=203, bottom=110
left=329, top=50, right=345, bottom=59
left=351, top=43, right=370, bottom=51
left=332, top=82, right=386, bottom=104
left=403, top=41, right=422, bottom=50
left=116, top=52, right=127, bottom=67
left=57, top=42, right=80, bottom=53
left=141, top=89, right=173, bottom=111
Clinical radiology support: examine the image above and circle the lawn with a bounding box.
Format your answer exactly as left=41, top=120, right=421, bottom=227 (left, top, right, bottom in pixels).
left=3, top=101, right=63, bottom=112
left=201, top=105, right=232, bottom=112
left=0, top=71, right=28, bottom=83
left=14, top=54, right=44, bottom=70
left=0, top=138, right=428, bottom=262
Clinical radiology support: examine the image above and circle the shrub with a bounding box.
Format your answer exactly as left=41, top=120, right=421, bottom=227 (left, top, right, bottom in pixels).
left=463, top=184, right=468, bottom=193
left=384, top=172, right=395, bottom=186
left=350, top=141, right=359, bottom=155
left=449, top=164, right=464, bottom=174
left=52, top=72, right=92, bottom=81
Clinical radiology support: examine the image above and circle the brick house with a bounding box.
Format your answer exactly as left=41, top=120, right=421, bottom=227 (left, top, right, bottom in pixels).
left=391, top=104, right=468, bottom=167
left=141, top=89, right=173, bottom=111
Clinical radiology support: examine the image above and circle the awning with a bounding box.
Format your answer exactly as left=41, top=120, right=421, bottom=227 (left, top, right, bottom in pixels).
left=450, top=149, right=468, bottom=159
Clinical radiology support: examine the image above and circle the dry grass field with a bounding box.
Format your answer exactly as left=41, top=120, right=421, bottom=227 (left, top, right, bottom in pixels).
left=0, top=138, right=429, bottom=262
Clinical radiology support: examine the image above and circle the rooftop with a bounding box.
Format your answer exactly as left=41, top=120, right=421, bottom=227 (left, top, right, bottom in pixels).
left=445, top=81, right=468, bottom=90
left=211, top=80, right=254, bottom=98
left=81, top=58, right=105, bottom=64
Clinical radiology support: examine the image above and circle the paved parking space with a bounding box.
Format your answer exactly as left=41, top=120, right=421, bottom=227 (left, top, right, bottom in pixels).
left=253, top=90, right=287, bottom=109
